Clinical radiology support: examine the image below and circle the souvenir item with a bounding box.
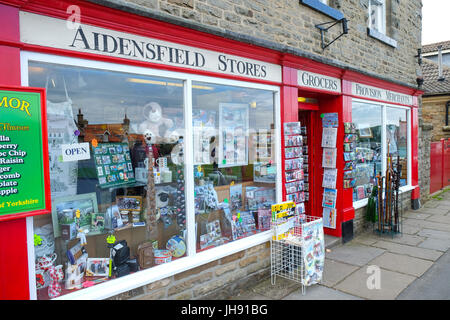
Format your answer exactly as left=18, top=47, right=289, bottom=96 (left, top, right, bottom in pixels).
left=166, top=235, right=186, bottom=258
left=138, top=102, right=175, bottom=144
left=218, top=103, right=249, bottom=168
left=301, top=219, right=325, bottom=285
left=36, top=253, right=57, bottom=270
left=46, top=77, right=78, bottom=198
left=93, top=142, right=135, bottom=188
left=47, top=265, right=64, bottom=299
left=35, top=268, right=50, bottom=289
left=34, top=224, right=56, bottom=258
left=154, top=249, right=172, bottom=265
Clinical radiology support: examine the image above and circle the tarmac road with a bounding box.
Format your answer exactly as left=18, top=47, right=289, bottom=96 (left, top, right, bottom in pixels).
left=397, top=249, right=450, bottom=300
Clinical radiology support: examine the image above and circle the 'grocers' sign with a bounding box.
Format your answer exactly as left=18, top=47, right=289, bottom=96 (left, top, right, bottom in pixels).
left=19, top=11, right=282, bottom=83
left=351, top=82, right=413, bottom=106
left=297, top=70, right=341, bottom=94
left=0, top=87, right=50, bottom=221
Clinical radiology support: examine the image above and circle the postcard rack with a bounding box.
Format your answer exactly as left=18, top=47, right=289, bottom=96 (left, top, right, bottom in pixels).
left=270, top=201, right=324, bottom=295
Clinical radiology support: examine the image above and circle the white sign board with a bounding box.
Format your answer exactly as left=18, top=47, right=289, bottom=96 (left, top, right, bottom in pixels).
left=352, top=82, right=413, bottom=105
left=20, top=12, right=282, bottom=83
left=61, top=143, right=91, bottom=162
left=297, top=70, right=341, bottom=93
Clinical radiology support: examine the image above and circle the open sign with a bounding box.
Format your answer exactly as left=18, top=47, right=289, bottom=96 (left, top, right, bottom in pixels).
left=61, top=143, right=91, bottom=162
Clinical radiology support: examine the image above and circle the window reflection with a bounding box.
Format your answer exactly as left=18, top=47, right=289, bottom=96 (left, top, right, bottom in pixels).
left=352, top=102, right=382, bottom=201
left=386, top=107, right=408, bottom=187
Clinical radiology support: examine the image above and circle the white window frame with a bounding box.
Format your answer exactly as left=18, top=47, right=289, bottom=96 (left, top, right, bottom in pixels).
left=352, top=98, right=413, bottom=210
left=369, top=0, right=386, bottom=35
left=21, top=51, right=282, bottom=300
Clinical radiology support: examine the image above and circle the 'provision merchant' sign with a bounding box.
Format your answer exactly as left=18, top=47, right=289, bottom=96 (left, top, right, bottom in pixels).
left=0, top=87, right=50, bottom=221
left=351, top=82, right=413, bottom=106
left=297, top=70, right=341, bottom=93
left=19, top=11, right=282, bottom=83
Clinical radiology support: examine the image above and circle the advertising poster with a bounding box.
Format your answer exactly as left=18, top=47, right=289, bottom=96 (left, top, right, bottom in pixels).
left=218, top=103, right=248, bottom=168
left=301, top=219, right=325, bottom=286
left=0, top=86, right=51, bottom=221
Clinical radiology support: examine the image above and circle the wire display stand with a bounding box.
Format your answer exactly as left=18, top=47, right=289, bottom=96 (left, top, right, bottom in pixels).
left=270, top=210, right=323, bottom=295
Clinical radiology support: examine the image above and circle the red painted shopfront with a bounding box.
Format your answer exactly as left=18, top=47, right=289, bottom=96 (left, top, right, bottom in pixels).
left=0, top=0, right=422, bottom=300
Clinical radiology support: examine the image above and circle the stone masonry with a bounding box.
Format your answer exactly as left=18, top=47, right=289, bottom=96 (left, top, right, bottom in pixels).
left=89, top=0, right=423, bottom=88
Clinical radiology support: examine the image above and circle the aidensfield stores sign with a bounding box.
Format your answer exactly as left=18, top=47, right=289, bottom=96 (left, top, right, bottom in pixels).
left=19, top=12, right=282, bottom=83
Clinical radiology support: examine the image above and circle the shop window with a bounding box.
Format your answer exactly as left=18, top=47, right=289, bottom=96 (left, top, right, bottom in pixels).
left=386, top=107, right=408, bottom=187
left=352, top=100, right=410, bottom=204
left=192, top=82, right=276, bottom=252
left=29, top=61, right=186, bottom=299
left=351, top=102, right=382, bottom=202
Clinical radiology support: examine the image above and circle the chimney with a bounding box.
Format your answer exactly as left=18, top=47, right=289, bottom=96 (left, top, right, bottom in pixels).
left=438, top=45, right=445, bottom=81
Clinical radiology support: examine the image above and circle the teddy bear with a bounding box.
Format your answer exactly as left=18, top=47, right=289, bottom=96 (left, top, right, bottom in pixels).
left=138, top=102, right=175, bottom=144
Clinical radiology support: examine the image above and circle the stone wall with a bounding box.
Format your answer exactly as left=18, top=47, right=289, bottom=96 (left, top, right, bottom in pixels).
left=422, top=95, right=450, bottom=142
left=107, top=242, right=271, bottom=300
left=90, top=0, right=423, bottom=88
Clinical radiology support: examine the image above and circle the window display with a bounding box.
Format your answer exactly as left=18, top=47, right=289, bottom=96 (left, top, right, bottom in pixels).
left=351, top=102, right=382, bottom=202
left=29, top=61, right=186, bottom=299
left=352, top=101, right=410, bottom=203
left=192, top=82, right=277, bottom=252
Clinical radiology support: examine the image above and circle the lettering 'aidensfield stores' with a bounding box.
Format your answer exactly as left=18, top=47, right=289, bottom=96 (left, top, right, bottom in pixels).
left=70, top=27, right=267, bottom=79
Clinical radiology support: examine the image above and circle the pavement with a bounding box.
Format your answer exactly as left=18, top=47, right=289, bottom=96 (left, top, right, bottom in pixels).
left=228, top=188, right=450, bottom=300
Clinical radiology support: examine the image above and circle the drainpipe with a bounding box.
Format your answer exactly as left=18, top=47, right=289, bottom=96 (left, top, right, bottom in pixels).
left=446, top=101, right=450, bottom=126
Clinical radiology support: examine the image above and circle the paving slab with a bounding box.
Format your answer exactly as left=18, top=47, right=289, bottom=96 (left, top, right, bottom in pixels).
left=283, top=285, right=362, bottom=300
left=334, top=267, right=416, bottom=300
left=376, top=233, right=425, bottom=246
left=369, top=252, right=433, bottom=277
left=401, top=224, right=421, bottom=235
left=371, top=240, right=443, bottom=261
left=350, top=233, right=379, bottom=246
left=321, top=259, right=360, bottom=287
left=423, top=201, right=440, bottom=208
left=418, top=238, right=450, bottom=252
left=417, top=228, right=450, bottom=240
left=403, top=212, right=431, bottom=220
left=252, top=277, right=300, bottom=300
left=228, top=291, right=272, bottom=300
left=426, top=214, right=450, bottom=224
left=325, top=243, right=385, bottom=267
left=416, top=207, right=449, bottom=215
left=403, top=219, right=450, bottom=232
left=397, top=249, right=450, bottom=300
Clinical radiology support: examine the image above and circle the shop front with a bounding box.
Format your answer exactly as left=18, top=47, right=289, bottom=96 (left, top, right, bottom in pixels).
left=0, top=0, right=421, bottom=300
left=281, top=63, right=420, bottom=241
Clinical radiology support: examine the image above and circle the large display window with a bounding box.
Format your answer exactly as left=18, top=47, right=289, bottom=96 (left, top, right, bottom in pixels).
left=22, top=52, right=280, bottom=300
left=191, top=82, right=276, bottom=251
left=352, top=99, right=411, bottom=204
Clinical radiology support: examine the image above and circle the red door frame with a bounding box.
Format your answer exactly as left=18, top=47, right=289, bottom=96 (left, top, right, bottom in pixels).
left=0, top=0, right=423, bottom=299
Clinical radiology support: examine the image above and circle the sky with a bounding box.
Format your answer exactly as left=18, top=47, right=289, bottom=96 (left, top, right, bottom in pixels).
left=422, top=0, right=450, bottom=45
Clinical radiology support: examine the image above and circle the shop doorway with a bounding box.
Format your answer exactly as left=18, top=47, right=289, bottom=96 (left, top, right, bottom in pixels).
left=298, top=106, right=318, bottom=217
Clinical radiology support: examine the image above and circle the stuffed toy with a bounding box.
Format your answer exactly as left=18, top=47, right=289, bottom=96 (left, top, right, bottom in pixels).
left=138, top=102, right=174, bottom=144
